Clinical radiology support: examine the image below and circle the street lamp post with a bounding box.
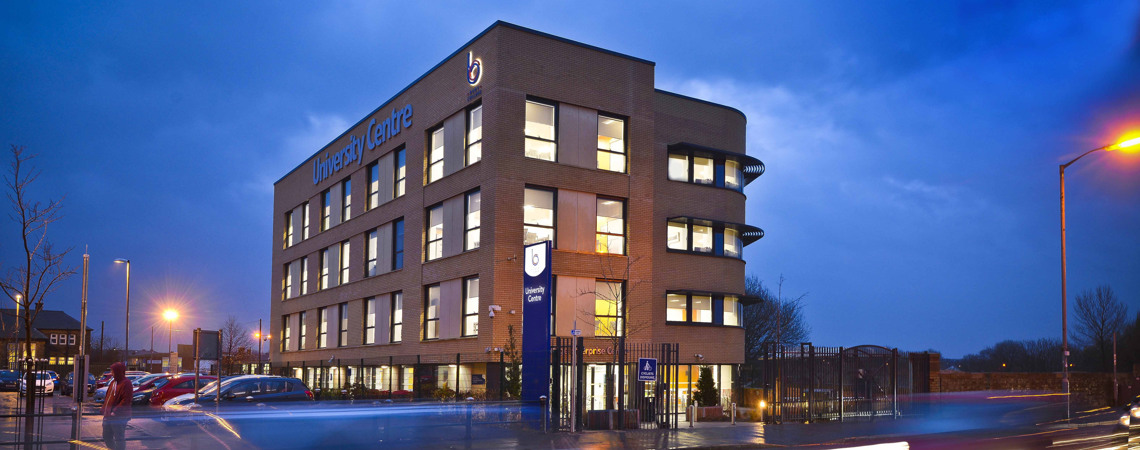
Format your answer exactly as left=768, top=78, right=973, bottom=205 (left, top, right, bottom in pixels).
left=1058, top=136, right=1140, bottom=420
left=114, top=259, right=130, bottom=364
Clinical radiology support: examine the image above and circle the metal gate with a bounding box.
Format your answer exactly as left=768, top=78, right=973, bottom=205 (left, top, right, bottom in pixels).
left=550, top=337, right=679, bottom=431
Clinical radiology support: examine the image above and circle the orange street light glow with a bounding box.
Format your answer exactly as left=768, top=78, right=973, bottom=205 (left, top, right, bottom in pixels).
left=163, top=309, right=179, bottom=321
left=1106, top=136, right=1140, bottom=152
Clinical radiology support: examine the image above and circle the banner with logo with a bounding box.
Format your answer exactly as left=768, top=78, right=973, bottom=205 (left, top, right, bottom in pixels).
left=521, top=241, right=552, bottom=402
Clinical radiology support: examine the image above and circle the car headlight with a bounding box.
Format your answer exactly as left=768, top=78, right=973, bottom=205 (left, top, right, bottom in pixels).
left=1122, top=414, right=1131, bottom=427
left=1131, top=406, right=1140, bottom=419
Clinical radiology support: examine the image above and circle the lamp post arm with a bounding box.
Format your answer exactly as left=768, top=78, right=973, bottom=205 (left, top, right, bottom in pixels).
left=1061, top=146, right=1109, bottom=170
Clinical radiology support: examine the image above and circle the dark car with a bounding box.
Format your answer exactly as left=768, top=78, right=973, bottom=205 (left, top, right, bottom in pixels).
left=61, top=372, right=97, bottom=396
left=146, top=375, right=215, bottom=406
left=203, top=376, right=312, bottom=404
left=0, top=371, right=20, bottom=391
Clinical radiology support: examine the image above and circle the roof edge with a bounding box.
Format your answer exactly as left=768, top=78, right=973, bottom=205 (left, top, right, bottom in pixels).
left=655, top=89, right=747, bottom=121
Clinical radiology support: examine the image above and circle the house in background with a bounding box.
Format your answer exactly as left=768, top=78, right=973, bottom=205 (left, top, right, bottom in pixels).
left=0, top=309, right=93, bottom=372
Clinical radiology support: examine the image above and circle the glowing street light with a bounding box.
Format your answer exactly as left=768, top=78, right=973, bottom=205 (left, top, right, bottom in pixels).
left=163, top=309, right=178, bottom=354
left=1059, top=134, right=1140, bottom=421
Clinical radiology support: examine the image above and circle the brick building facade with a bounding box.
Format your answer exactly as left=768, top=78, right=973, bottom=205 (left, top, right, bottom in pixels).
left=270, top=22, right=764, bottom=406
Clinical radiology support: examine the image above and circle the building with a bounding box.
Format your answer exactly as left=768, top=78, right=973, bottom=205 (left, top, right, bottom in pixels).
left=0, top=309, right=93, bottom=372
left=270, top=21, right=764, bottom=409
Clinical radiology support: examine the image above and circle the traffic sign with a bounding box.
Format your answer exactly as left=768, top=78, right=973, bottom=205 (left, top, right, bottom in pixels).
left=638, top=358, right=657, bottom=382
left=570, top=329, right=581, bottom=336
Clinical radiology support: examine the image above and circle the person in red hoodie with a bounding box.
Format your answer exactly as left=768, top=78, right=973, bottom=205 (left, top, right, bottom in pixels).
left=100, top=362, right=132, bottom=450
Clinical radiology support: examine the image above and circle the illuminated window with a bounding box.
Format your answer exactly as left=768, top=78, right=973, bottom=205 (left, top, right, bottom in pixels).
left=594, top=281, right=624, bottom=337
left=465, top=190, right=481, bottom=251
left=692, top=295, right=713, bottom=323
left=426, top=205, right=443, bottom=261
left=320, top=190, right=331, bottom=231
left=723, top=227, right=741, bottom=258
left=340, top=241, right=350, bottom=284
left=342, top=178, right=352, bottom=221
left=424, top=285, right=440, bottom=340
left=318, top=307, right=328, bottom=348
left=428, top=127, right=444, bottom=183
left=366, top=229, right=378, bottom=277
left=667, top=221, right=688, bottom=250
left=595, top=198, right=624, bottom=255
left=667, top=293, right=687, bottom=322
left=319, top=249, right=329, bottom=290
left=525, top=100, right=556, bottom=161
left=394, top=148, right=406, bottom=198
left=302, top=202, right=310, bottom=239
left=282, top=316, right=291, bottom=352
left=364, top=297, right=376, bottom=345
left=283, top=212, right=293, bottom=249
left=668, top=154, right=688, bottom=181
left=298, top=311, right=307, bottom=350
left=391, top=292, right=403, bottom=343
left=723, top=296, right=741, bottom=326
left=393, top=218, right=404, bottom=270
left=692, top=224, right=713, bottom=253
left=300, top=257, right=309, bottom=295
left=597, top=116, right=625, bottom=173
left=523, top=188, right=554, bottom=245
left=339, top=302, right=349, bottom=347
left=282, top=264, right=292, bottom=300
left=463, top=277, right=479, bottom=337
left=467, top=105, right=482, bottom=165
left=693, top=157, right=714, bottom=184
left=724, top=160, right=741, bottom=190
left=368, top=162, right=379, bottom=209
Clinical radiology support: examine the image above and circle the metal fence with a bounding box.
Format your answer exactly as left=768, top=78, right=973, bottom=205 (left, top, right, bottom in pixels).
left=743, top=343, right=934, bottom=423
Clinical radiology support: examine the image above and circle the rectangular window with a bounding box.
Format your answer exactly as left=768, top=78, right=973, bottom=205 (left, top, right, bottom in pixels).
left=426, top=205, right=443, bottom=261
left=364, top=297, right=376, bottom=345
left=667, top=221, right=688, bottom=250
left=69, top=334, right=75, bottom=346
left=394, top=148, right=406, bottom=198
left=50, top=334, right=57, bottom=345
left=465, top=190, right=481, bottom=251
left=723, top=296, right=741, bottom=326
left=668, top=154, right=689, bottom=181
left=597, top=116, right=625, bottom=173
left=282, top=316, right=291, bottom=352
left=692, top=295, right=713, bottom=323
left=595, top=198, right=624, bottom=255
left=428, top=127, right=444, bottom=183
left=667, top=293, right=688, bottom=322
left=393, top=218, right=404, bottom=269
left=302, top=202, right=310, bottom=239
left=300, top=257, right=309, bottom=295
left=693, top=157, right=714, bottom=184
left=723, top=227, right=741, bottom=258
left=298, top=311, right=307, bottom=350
left=342, top=178, right=352, bottom=221
left=692, top=224, right=713, bottom=253
left=282, top=264, right=292, bottom=300
left=463, top=277, right=479, bottom=337
left=724, top=160, right=741, bottom=190
left=320, top=190, right=331, bottom=231
left=318, top=308, right=328, bottom=348
left=467, top=105, right=482, bottom=165
left=283, top=212, right=293, bottom=249
left=319, top=249, right=330, bottom=290
left=340, top=241, right=350, bottom=284
left=391, top=292, right=403, bottom=343
left=425, top=284, right=440, bottom=340
left=368, top=162, right=380, bottom=209
left=366, top=229, right=378, bottom=277
left=339, top=302, right=348, bottom=347
left=594, top=281, right=624, bottom=337
left=523, top=187, right=555, bottom=245
left=524, top=100, right=556, bottom=161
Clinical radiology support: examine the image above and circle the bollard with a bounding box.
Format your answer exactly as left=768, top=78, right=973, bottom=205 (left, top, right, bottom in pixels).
left=689, top=404, right=695, bottom=428
left=731, top=402, right=736, bottom=425
left=759, top=400, right=766, bottom=424
left=540, top=395, right=548, bottom=433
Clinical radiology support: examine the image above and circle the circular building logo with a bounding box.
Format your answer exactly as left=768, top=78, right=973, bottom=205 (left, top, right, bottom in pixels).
left=467, top=51, right=482, bottom=86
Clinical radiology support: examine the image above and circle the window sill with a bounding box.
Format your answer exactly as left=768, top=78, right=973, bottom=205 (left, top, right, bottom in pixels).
left=423, top=247, right=480, bottom=265
left=665, top=248, right=743, bottom=260
left=665, top=321, right=743, bottom=329
left=666, top=179, right=745, bottom=195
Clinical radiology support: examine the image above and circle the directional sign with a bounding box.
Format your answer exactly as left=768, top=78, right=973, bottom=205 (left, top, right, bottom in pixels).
left=570, top=329, right=582, bottom=336
left=638, top=358, right=657, bottom=382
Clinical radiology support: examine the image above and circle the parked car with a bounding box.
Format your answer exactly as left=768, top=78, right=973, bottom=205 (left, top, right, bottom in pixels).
left=93, top=374, right=147, bottom=404
left=18, top=372, right=54, bottom=396
left=61, top=372, right=97, bottom=396
left=131, top=374, right=174, bottom=405
left=162, top=376, right=312, bottom=410
left=45, top=371, right=60, bottom=392
left=133, top=373, right=168, bottom=389
left=142, top=375, right=215, bottom=406
left=0, top=371, right=20, bottom=391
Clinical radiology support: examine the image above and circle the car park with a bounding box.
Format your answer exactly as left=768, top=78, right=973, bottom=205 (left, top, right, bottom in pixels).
left=0, top=371, right=20, bottom=391
left=18, top=372, right=54, bottom=396
left=93, top=373, right=148, bottom=403
left=61, top=372, right=97, bottom=396
left=144, top=375, right=216, bottom=406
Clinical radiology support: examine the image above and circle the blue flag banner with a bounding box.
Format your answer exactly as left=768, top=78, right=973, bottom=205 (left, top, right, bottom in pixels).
left=521, top=241, right=552, bottom=402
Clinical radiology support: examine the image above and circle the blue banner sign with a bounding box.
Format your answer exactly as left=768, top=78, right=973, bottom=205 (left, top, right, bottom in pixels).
left=521, top=241, right=552, bottom=402
left=638, top=358, right=657, bottom=382
left=313, top=104, right=413, bottom=185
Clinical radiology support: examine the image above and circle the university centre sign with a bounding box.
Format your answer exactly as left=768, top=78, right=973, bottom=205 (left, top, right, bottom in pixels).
left=313, top=104, right=414, bottom=185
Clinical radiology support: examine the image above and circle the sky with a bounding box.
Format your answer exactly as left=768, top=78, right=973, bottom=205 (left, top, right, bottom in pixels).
left=1, top=1, right=1138, bottom=358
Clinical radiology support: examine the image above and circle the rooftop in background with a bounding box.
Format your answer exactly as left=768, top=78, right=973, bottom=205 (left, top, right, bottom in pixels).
left=0, top=309, right=93, bottom=340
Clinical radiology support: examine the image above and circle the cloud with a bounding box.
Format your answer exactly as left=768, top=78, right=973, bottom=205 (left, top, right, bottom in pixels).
left=233, top=113, right=349, bottom=199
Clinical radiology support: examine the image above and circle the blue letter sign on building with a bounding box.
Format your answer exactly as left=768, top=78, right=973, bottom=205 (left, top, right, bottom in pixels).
left=521, top=241, right=552, bottom=402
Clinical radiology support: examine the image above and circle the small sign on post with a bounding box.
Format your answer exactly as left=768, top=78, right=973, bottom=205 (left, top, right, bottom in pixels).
left=638, top=358, right=657, bottom=382
left=570, top=329, right=581, bottom=337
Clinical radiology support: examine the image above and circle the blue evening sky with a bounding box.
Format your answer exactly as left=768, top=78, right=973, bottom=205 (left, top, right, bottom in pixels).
left=1, top=1, right=1138, bottom=357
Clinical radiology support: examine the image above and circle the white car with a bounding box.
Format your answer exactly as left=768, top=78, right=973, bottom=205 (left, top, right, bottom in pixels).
left=19, top=372, right=54, bottom=396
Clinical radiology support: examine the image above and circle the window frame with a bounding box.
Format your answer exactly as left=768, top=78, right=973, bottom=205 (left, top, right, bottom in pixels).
left=593, top=280, right=625, bottom=337
left=596, top=113, right=627, bottom=173
left=424, top=284, right=440, bottom=341
left=320, top=190, right=331, bottom=231
left=394, top=147, right=406, bottom=198
left=665, top=220, right=745, bottom=259
left=595, top=196, right=625, bottom=255
left=466, top=103, right=482, bottom=166
left=283, top=211, right=293, bottom=249
left=391, top=292, right=403, bottom=343
left=393, top=218, right=404, bottom=270
left=523, top=186, right=556, bottom=246
left=341, top=177, right=352, bottom=221
left=282, top=263, right=292, bottom=300
left=302, top=201, right=310, bottom=239
left=364, top=297, right=376, bottom=345
left=427, top=126, right=445, bottom=184
left=338, top=302, right=349, bottom=347
left=282, top=315, right=291, bottom=352
left=367, top=162, right=380, bottom=210
left=317, top=307, right=328, bottom=348
left=464, top=189, right=481, bottom=251
left=665, top=291, right=745, bottom=328
left=298, top=311, right=307, bottom=350
left=462, top=276, right=479, bottom=337
left=426, top=205, right=443, bottom=261
left=319, top=249, right=329, bottom=290
left=366, top=229, right=378, bottom=277
left=666, top=149, right=747, bottom=193
left=300, top=257, right=309, bottom=295
left=524, top=98, right=558, bottom=162
left=340, top=240, right=350, bottom=284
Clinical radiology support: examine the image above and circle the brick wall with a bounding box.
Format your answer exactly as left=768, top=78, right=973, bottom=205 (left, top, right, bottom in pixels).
left=938, top=371, right=1132, bottom=407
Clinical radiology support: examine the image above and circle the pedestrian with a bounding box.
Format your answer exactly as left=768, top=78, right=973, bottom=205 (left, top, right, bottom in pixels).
left=101, top=362, right=132, bottom=450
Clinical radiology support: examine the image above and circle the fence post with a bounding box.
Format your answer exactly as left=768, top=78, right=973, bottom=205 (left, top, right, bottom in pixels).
left=617, top=335, right=626, bottom=430
left=499, top=351, right=505, bottom=401
left=892, top=349, right=899, bottom=419
left=455, top=353, right=461, bottom=400
left=807, top=343, right=815, bottom=423
left=465, top=397, right=473, bottom=440
left=838, top=347, right=844, bottom=422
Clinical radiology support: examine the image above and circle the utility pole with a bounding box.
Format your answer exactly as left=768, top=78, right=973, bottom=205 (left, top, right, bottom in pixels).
left=99, top=321, right=104, bottom=360
left=1114, top=332, right=1118, bottom=405
left=150, top=325, right=154, bottom=353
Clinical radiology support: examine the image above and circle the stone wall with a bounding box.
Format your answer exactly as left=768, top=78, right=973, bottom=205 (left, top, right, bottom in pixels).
left=937, top=371, right=1133, bottom=407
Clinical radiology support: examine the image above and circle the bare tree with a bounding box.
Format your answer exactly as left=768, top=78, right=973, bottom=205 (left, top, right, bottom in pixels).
left=220, top=316, right=253, bottom=375
left=743, top=274, right=809, bottom=361
left=0, top=146, right=76, bottom=448
left=576, top=255, right=647, bottom=409
left=1072, top=284, right=1126, bottom=372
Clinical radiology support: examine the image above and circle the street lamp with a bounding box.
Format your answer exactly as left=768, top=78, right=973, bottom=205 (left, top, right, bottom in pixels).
left=113, top=259, right=130, bottom=364
left=163, top=309, right=178, bottom=354
left=253, top=318, right=269, bottom=374
left=1059, top=135, right=1140, bottom=420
